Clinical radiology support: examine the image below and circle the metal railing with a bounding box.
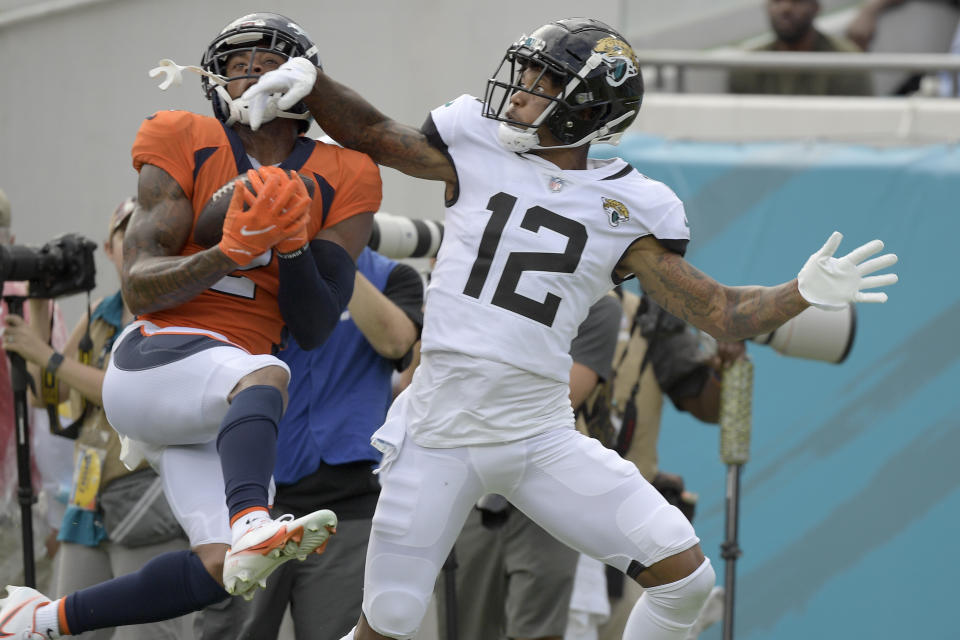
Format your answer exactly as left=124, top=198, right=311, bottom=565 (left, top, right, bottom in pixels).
left=636, top=50, right=960, bottom=95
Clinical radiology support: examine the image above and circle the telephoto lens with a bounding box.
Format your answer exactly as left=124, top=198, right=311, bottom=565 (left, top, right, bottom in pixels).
left=368, top=212, right=443, bottom=259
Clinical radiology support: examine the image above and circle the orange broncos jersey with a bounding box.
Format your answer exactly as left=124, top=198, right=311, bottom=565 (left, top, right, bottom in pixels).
left=131, top=110, right=382, bottom=354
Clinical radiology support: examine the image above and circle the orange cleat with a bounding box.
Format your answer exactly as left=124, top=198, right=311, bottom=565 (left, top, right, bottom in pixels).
left=222, top=510, right=337, bottom=600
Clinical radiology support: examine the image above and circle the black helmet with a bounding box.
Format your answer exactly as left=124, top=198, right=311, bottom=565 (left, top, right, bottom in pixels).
left=484, top=18, right=643, bottom=151
left=200, top=13, right=321, bottom=132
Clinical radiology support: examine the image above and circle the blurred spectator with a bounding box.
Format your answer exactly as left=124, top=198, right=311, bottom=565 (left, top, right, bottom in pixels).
left=3, top=197, right=194, bottom=640
left=845, top=0, right=960, bottom=95
left=197, top=247, right=423, bottom=640
left=940, top=21, right=960, bottom=95
left=0, top=186, right=71, bottom=579
left=436, top=295, right=621, bottom=640
left=845, top=0, right=907, bottom=51
left=728, top=0, right=875, bottom=95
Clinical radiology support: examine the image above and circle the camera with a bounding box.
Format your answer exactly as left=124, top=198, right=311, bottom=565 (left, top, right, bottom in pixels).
left=0, top=233, right=97, bottom=299
left=751, top=303, right=856, bottom=364
left=368, top=212, right=444, bottom=259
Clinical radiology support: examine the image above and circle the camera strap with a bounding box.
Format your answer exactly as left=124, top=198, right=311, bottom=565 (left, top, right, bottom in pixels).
left=46, top=293, right=98, bottom=439
left=613, top=299, right=663, bottom=458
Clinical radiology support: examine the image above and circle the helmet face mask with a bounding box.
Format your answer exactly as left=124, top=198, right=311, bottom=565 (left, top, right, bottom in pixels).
left=484, top=18, right=644, bottom=152
left=201, top=13, right=321, bottom=132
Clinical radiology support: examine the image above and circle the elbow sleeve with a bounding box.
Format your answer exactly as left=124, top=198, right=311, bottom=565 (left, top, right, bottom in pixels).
left=277, top=239, right=357, bottom=350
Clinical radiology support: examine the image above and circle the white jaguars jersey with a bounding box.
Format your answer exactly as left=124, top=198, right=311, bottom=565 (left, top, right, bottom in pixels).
left=402, top=95, right=688, bottom=447
left=422, top=94, right=689, bottom=382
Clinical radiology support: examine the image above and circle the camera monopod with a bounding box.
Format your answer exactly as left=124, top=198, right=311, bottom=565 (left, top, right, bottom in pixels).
left=441, top=548, right=459, bottom=640
left=5, top=296, right=37, bottom=588
left=718, top=358, right=754, bottom=640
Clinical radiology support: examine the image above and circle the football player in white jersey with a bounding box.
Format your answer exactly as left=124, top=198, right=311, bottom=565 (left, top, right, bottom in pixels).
left=243, top=17, right=899, bottom=640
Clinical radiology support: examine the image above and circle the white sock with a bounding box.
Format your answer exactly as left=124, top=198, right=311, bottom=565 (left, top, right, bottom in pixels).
left=230, top=508, right=270, bottom=546
left=622, top=559, right=715, bottom=640
left=34, top=600, right=61, bottom=637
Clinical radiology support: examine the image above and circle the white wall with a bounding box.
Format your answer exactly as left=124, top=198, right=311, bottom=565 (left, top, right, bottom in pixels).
left=2, top=0, right=955, bottom=322
left=0, top=0, right=626, bottom=321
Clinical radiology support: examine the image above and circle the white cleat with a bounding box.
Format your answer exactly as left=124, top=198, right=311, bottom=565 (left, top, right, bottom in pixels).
left=222, top=509, right=337, bottom=600
left=0, top=585, right=58, bottom=639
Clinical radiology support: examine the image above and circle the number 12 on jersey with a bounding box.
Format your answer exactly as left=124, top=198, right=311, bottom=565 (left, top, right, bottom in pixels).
left=462, top=192, right=587, bottom=327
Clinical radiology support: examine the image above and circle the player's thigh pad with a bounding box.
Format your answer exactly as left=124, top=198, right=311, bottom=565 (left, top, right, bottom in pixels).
left=155, top=440, right=231, bottom=546
left=508, top=428, right=699, bottom=572
left=103, top=322, right=288, bottom=446
left=362, top=438, right=483, bottom=639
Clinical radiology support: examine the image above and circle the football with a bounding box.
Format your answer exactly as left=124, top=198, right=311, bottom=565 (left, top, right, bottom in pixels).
left=193, top=172, right=316, bottom=247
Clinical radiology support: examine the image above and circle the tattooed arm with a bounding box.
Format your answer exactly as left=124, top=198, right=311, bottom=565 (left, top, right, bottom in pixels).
left=122, top=164, right=241, bottom=315
left=303, top=73, right=457, bottom=196
left=616, top=236, right=810, bottom=341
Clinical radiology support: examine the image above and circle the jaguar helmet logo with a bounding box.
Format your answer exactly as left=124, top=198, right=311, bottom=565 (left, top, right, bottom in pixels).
left=602, top=197, right=630, bottom=227
left=594, top=37, right=639, bottom=88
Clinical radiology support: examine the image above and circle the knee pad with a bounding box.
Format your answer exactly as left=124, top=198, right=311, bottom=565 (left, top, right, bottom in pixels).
left=363, top=553, right=437, bottom=639
left=645, top=558, right=716, bottom=625
left=364, top=588, right=425, bottom=639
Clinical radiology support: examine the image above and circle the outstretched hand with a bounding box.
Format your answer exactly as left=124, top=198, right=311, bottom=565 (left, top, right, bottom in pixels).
left=241, top=57, right=318, bottom=131
left=797, top=231, right=899, bottom=310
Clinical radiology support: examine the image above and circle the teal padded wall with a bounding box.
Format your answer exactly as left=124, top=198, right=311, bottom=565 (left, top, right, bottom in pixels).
left=592, top=136, right=960, bottom=640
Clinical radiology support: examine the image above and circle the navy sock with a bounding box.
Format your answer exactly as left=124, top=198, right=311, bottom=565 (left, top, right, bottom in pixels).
left=216, top=384, right=283, bottom=520
left=63, top=550, right=228, bottom=633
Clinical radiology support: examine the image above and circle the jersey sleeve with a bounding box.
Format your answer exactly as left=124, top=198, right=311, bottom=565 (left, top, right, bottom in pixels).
left=383, top=262, right=425, bottom=371
left=383, top=263, right=425, bottom=332
left=643, top=181, right=690, bottom=244
left=639, top=296, right=712, bottom=407
left=131, top=111, right=197, bottom=200
left=570, top=295, right=622, bottom=381
left=423, top=94, right=475, bottom=152
left=323, top=149, right=383, bottom=228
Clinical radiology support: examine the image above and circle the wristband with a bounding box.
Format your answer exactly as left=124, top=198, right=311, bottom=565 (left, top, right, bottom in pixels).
left=44, top=351, right=64, bottom=375
left=277, top=244, right=310, bottom=260
left=41, top=352, right=63, bottom=406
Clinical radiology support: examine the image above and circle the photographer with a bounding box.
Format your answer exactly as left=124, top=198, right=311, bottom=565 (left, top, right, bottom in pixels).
left=572, top=289, right=745, bottom=640
left=0, top=187, right=72, bottom=572
left=2, top=198, right=192, bottom=640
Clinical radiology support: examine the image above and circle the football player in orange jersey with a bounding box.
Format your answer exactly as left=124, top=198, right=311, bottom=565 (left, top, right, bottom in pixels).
left=0, top=13, right=381, bottom=639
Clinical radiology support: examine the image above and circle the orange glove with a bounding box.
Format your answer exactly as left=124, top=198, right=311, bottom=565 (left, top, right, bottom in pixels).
left=275, top=172, right=313, bottom=256
left=218, top=167, right=311, bottom=265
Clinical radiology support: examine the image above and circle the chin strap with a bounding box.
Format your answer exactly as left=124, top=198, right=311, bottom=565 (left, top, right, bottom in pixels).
left=497, top=108, right=636, bottom=153
left=217, top=85, right=310, bottom=128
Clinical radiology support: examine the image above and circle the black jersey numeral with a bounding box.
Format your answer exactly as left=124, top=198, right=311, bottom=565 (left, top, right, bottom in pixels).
left=463, top=192, right=587, bottom=327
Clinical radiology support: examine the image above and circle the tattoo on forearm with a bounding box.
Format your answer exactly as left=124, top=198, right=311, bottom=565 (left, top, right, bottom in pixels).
left=304, top=74, right=450, bottom=181
left=721, top=282, right=807, bottom=340
left=641, top=250, right=807, bottom=341
left=123, top=165, right=239, bottom=315
left=123, top=250, right=238, bottom=315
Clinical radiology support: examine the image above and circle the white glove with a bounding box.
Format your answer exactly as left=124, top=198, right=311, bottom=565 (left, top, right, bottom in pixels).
left=241, top=57, right=318, bottom=131
left=797, top=231, right=898, bottom=310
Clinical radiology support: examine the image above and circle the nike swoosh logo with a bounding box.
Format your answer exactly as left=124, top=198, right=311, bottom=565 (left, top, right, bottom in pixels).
left=240, top=225, right=277, bottom=236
